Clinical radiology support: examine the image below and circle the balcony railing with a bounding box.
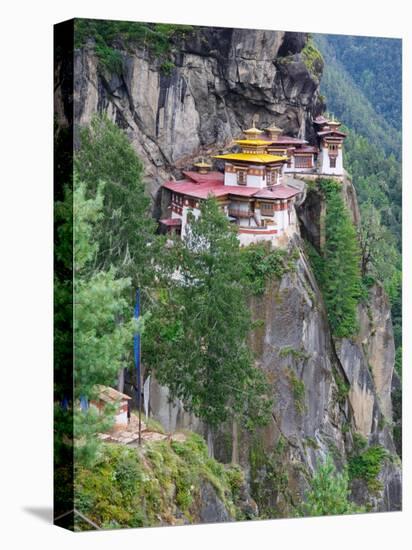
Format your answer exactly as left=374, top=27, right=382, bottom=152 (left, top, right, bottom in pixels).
left=228, top=207, right=253, bottom=218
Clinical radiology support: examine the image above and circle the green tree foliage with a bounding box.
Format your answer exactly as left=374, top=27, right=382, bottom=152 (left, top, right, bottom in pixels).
left=345, top=129, right=401, bottom=248
left=359, top=202, right=401, bottom=300
left=300, top=455, right=363, bottom=517
left=55, top=178, right=138, bottom=466
left=146, top=198, right=273, bottom=437
left=317, top=35, right=401, bottom=132
left=240, top=242, right=297, bottom=295
left=348, top=444, right=389, bottom=493
left=344, top=130, right=402, bottom=349
left=309, top=179, right=362, bottom=338
left=71, top=180, right=136, bottom=398
left=75, top=115, right=157, bottom=288
left=314, top=34, right=401, bottom=156
left=315, top=33, right=402, bottom=382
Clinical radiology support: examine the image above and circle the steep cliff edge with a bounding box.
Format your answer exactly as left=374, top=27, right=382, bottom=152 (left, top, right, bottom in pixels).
left=59, top=26, right=401, bottom=516
left=241, top=232, right=401, bottom=514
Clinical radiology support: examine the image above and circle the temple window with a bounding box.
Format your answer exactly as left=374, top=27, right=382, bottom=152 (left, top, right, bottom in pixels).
left=261, top=202, right=274, bottom=216
left=237, top=170, right=247, bottom=185
left=295, top=156, right=312, bottom=169
left=329, top=157, right=337, bottom=168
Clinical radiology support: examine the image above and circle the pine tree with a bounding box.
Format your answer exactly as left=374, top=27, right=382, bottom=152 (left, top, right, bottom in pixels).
left=319, top=179, right=362, bottom=337
left=55, top=177, right=138, bottom=466
left=147, top=198, right=272, bottom=452
left=300, top=455, right=363, bottom=517
left=74, top=114, right=157, bottom=288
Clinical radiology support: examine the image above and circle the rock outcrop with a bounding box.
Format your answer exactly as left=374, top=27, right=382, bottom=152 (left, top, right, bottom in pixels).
left=56, top=28, right=324, bottom=199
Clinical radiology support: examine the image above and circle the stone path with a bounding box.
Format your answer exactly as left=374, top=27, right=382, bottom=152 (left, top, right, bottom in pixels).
left=98, top=413, right=186, bottom=445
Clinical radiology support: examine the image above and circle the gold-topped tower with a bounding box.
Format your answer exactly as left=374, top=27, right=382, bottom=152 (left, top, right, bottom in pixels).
left=265, top=123, right=283, bottom=141
left=193, top=157, right=212, bottom=174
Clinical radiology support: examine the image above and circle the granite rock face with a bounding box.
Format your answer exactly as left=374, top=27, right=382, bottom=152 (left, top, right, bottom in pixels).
left=57, top=28, right=324, bottom=199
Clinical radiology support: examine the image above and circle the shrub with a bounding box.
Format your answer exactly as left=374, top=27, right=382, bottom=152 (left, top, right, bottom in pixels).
left=300, top=455, right=364, bottom=517
left=348, top=444, right=388, bottom=493
left=240, top=242, right=296, bottom=295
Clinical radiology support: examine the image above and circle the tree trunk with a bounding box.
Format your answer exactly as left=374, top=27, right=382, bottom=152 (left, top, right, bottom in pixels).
left=207, top=426, right=214, bottom=458
left=231, top=418, right=239, bottom=464
left=117, top=367, right=125, bottom=393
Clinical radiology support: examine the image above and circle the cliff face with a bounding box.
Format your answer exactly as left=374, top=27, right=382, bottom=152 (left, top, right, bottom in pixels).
left=59, top=28, right=324, bottom=198
left=60, top=27, right=401, bottom=515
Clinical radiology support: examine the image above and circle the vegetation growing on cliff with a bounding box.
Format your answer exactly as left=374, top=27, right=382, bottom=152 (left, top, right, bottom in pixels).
left=75, top=115, right=158, bottom=289
left=74, top=19, right=193, bottom=73
left=300, top=456, right=364, bottom=517
left=315, top=34, right=402, bottom=353
left=348, top=440, right=389, bottom=494
left=306, top=179, right=362, bottom=338
left=74, top=433, right=246, bottom=530
left=240, top=243, right=298, bottom=295
left=301, top=36, right=324, bottom=80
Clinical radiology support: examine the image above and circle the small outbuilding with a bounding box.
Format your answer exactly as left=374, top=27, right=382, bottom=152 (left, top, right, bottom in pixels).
left=91, top=385, right=131, bottom=429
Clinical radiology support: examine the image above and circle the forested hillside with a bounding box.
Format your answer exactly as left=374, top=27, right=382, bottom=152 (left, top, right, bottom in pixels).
left=313, top=34, right=401, bottom=155
left=318, top=35, right=401, bottom=132
left=314, top=33, right=402, bottom=363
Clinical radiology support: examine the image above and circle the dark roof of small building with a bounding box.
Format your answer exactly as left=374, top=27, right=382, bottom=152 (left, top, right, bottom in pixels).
left=265, top=135, right=307, bottom=145
left=253, top=185, right=301, bottom=200
left=294, top=145, right=318, bottom=153
left=183, top=171, right=224, bottom=184
left=96, top=385, right=131, bottom=404
left=317, top=130, right=347, bottom=137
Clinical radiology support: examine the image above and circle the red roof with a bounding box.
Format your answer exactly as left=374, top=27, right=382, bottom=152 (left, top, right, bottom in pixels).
left=253, top=185, right=301, bottom=199
left=163, top=179, right=229, bottom=199
left=159, top=218, right=182, bottom=226
left=163, top=179, right=300, bottom=201
left=163, top=179, right=258, bottom=199
left=183, top=171, right=224, bottom=184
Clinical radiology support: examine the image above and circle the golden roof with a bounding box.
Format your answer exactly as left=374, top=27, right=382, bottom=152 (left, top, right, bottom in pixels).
left=234, top=139, right=273, bottom=146
left=213, top=152, right=287, bottom=164
left=243, top=120, right=263, bottom=137
left=194, top=158, right=212, bottom=168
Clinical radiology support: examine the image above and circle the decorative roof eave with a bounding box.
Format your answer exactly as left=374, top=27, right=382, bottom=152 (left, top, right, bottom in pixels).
left=234, top=139, right=274, bottom=146
left=317, top=130, right=347, bottom=138
left=213, top=153, right=288, bottom=164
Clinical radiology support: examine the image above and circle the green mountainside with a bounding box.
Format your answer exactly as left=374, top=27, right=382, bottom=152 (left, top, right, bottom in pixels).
left=314, top=33, right=402, bottom=357
left=313, top=34, right=401, bottom=155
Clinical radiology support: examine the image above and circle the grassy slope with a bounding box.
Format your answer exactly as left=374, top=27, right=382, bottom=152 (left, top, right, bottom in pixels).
left=74, top=432, right=247, bottom=530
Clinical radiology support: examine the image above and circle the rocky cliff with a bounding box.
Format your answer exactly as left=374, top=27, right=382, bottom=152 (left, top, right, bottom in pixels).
left=57, top=27, right=324, bottom=198
left=58, top=26, right=401, bottom=516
